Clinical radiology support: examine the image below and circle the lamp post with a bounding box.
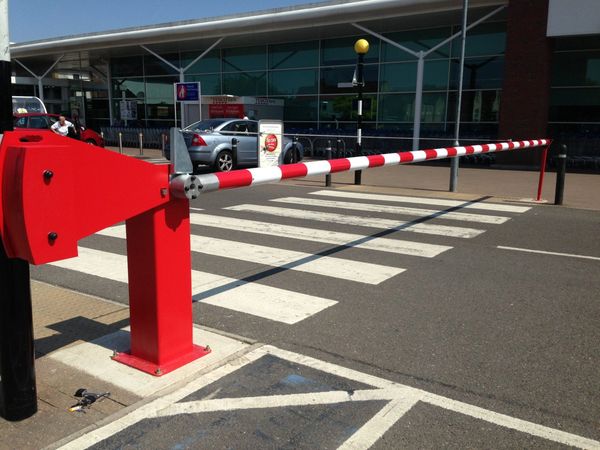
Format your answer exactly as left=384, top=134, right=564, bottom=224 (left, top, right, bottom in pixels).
left=353, top=38, right=369, bottom=185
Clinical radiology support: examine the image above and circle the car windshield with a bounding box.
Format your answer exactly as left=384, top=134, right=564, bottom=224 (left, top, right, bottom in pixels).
left=184, top=119, right=228, bottom=132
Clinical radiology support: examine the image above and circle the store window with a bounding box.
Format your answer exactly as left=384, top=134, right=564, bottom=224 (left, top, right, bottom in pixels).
left=111, top=56, right=143, bottom=77
left=452, top=22, right=506, bottom=57
left=552, top=51, right=600, bottom=87
left=145, top=76, right=178, bottom=102
left=113, top=78, right=145, bottom=99
left=223, top=71, right=267, bottom=96
left=382, top=27, right=452, bottom=62
left=269, top=41, right=319, bottom=69
left=380, top=62, right=417, bottom=92
left=379, top=92, right=446, bottom=123
left=144, top=54, right=180, bottom=76
left=278, top=96, right=318, bottom=121
left=223, top=46, right=266, bottom=72
left=269, top=69, right=318, bottom=95
left=447, top=90, right=501, bottom=122
left=181, top=50, right=220, bottom=74
left=187, top=74, right=221, bottom=95
left=450, top=56, right=504, bottom=90
left=549, top=88, right=600, bottom=122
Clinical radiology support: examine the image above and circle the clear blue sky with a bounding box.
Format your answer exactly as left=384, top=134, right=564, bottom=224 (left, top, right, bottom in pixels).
left=8, top=0, right=311, bottom=43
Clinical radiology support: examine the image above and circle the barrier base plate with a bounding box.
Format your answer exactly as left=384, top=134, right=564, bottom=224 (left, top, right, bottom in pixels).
left=112, top=344, right=212, bottom=377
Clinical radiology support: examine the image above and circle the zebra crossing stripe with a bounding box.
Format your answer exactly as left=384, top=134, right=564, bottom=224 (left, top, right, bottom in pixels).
left=271, top=197, right=510, bottom=225
left=190, top=213, right=451, bottom=258
left=49, top=247, right=336, bottom=324
left=98, top=225, right=405, bottom=285
left=226, top=204, right=484, bottom=239
left=309, top=190, right=532, bottom=213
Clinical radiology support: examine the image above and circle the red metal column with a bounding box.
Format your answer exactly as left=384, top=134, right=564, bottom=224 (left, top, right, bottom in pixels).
left=113, top=198, right=210, bottom=376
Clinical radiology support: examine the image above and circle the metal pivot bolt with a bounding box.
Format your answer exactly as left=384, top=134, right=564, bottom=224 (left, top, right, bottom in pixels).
left=43, top=170, right=53, bottom=180
left=48, top=232, right=58, bottom=241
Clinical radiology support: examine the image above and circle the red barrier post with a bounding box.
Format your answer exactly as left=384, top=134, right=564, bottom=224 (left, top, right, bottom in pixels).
left=114, top=199, right=210, bottom=376
left=536, top=143, right=550, bottom=201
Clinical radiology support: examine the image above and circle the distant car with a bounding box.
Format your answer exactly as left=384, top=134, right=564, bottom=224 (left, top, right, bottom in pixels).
left=167, top=118, right=303, bottom=172
left=13, top=113, right=104, bottom=147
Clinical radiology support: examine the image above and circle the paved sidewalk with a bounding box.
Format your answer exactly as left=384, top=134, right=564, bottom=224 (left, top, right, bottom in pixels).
left=0, top=282, right=139, bottom=450
left=0, top=282, right=250, bottom=450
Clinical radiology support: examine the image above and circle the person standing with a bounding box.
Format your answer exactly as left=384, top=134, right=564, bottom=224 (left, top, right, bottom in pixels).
left=50, top=115, right=75, bottom=137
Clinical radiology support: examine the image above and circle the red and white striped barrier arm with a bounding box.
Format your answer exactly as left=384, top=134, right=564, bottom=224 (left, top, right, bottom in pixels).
left=196, top=139, right=551, bottom=194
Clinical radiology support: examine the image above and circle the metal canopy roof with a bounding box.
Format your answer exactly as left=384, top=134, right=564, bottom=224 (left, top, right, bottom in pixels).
left=11, top=0, right=506, bottom=60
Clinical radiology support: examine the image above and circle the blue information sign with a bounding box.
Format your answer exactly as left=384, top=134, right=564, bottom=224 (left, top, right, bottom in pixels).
left=175, top=82, right=200, bottom=102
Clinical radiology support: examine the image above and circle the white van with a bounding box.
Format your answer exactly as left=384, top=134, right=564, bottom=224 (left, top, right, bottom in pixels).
left=12, top=96, right=47, bottom=114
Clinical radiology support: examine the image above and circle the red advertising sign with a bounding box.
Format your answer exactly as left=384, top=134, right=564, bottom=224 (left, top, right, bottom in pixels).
left=265, top=134, right=278, bottom=152
left=208, top=104, right=245, bottom=119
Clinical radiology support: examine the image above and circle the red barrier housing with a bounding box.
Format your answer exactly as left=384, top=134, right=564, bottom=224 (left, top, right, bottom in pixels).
left=0, top=131, right=209, bottom=376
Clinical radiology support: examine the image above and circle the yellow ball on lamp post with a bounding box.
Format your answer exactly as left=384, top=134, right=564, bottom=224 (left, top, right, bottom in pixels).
left=354, top=39, right=370, bottom=55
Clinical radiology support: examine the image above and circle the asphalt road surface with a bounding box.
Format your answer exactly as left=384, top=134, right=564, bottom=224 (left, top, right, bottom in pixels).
left=32, top=183, right=600, bottom=449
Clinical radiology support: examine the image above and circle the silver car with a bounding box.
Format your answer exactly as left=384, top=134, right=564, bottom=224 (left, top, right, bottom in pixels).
left=175, top=118, right=303, bottom=172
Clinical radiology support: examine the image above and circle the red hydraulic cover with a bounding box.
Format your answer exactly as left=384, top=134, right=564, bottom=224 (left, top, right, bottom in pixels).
left=0, top=131, right=171, bottom=265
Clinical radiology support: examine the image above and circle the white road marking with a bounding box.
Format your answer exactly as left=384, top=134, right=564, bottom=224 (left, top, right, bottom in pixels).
left=422, top=392, right=600, bottom=450
left=193, top=271, right=337, bottom=324
left=58, top=344, right=600, bottom=450
left=51, top=248, right=129, bottom=283
left=155, top=388, right=405, bottom=417
left=57, top=346, right=266, bottom=450
left=50, top=247, right=336, bottom=324
left=310, top=190, right=532, bottom=213
left=227, top=204, right=484, bottom=239
left=498, top=246, right=600, bottom=261
left=337, top=396, right=420, bottom=450
left=190, top=213, right=452, bottom=258
left=272, top=196, right=510, bottom=224
left=99, top=225, right=404, bottom=285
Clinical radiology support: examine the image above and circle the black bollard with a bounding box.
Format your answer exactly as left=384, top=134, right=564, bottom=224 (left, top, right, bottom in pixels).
left=325, top=140, right=332, bottom=187
left=554, top=144, right=567, bottom=206
left=232, top=138, right=238, bottom=166
left=292, top=137, right=299, bottom=163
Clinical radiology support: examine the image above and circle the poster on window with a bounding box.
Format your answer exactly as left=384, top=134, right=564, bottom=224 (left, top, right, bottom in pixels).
left=119, top=100, right=137, bottom=120
left=258, top=120, right=283, bottom=168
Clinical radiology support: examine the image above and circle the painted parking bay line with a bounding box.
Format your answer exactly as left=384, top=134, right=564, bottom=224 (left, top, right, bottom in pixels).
left=50, top=247, right=336, bottom=324
left=227, top=204, right=485, bottom=239
left=191, top=213, right=452, bottom=258
left=98, top=225, right=405, bottom=285
left=498, top=246, right=600, bottom=261
left=57, top=345, right=600, bottom=450
left=310, top=190, right=532, bottom=213
left=271, top=196, right=510, bottom=224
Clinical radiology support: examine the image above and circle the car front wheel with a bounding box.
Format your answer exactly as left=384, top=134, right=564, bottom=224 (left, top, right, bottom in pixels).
left=215, top=150, right=234, bottom=172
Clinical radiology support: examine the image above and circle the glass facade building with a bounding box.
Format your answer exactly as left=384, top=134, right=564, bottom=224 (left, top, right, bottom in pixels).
left=107, top=21, right=507, bottom=137
left=549, top=35, right=600, bottom=138
left=8, top=0, right=600, bottom=164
